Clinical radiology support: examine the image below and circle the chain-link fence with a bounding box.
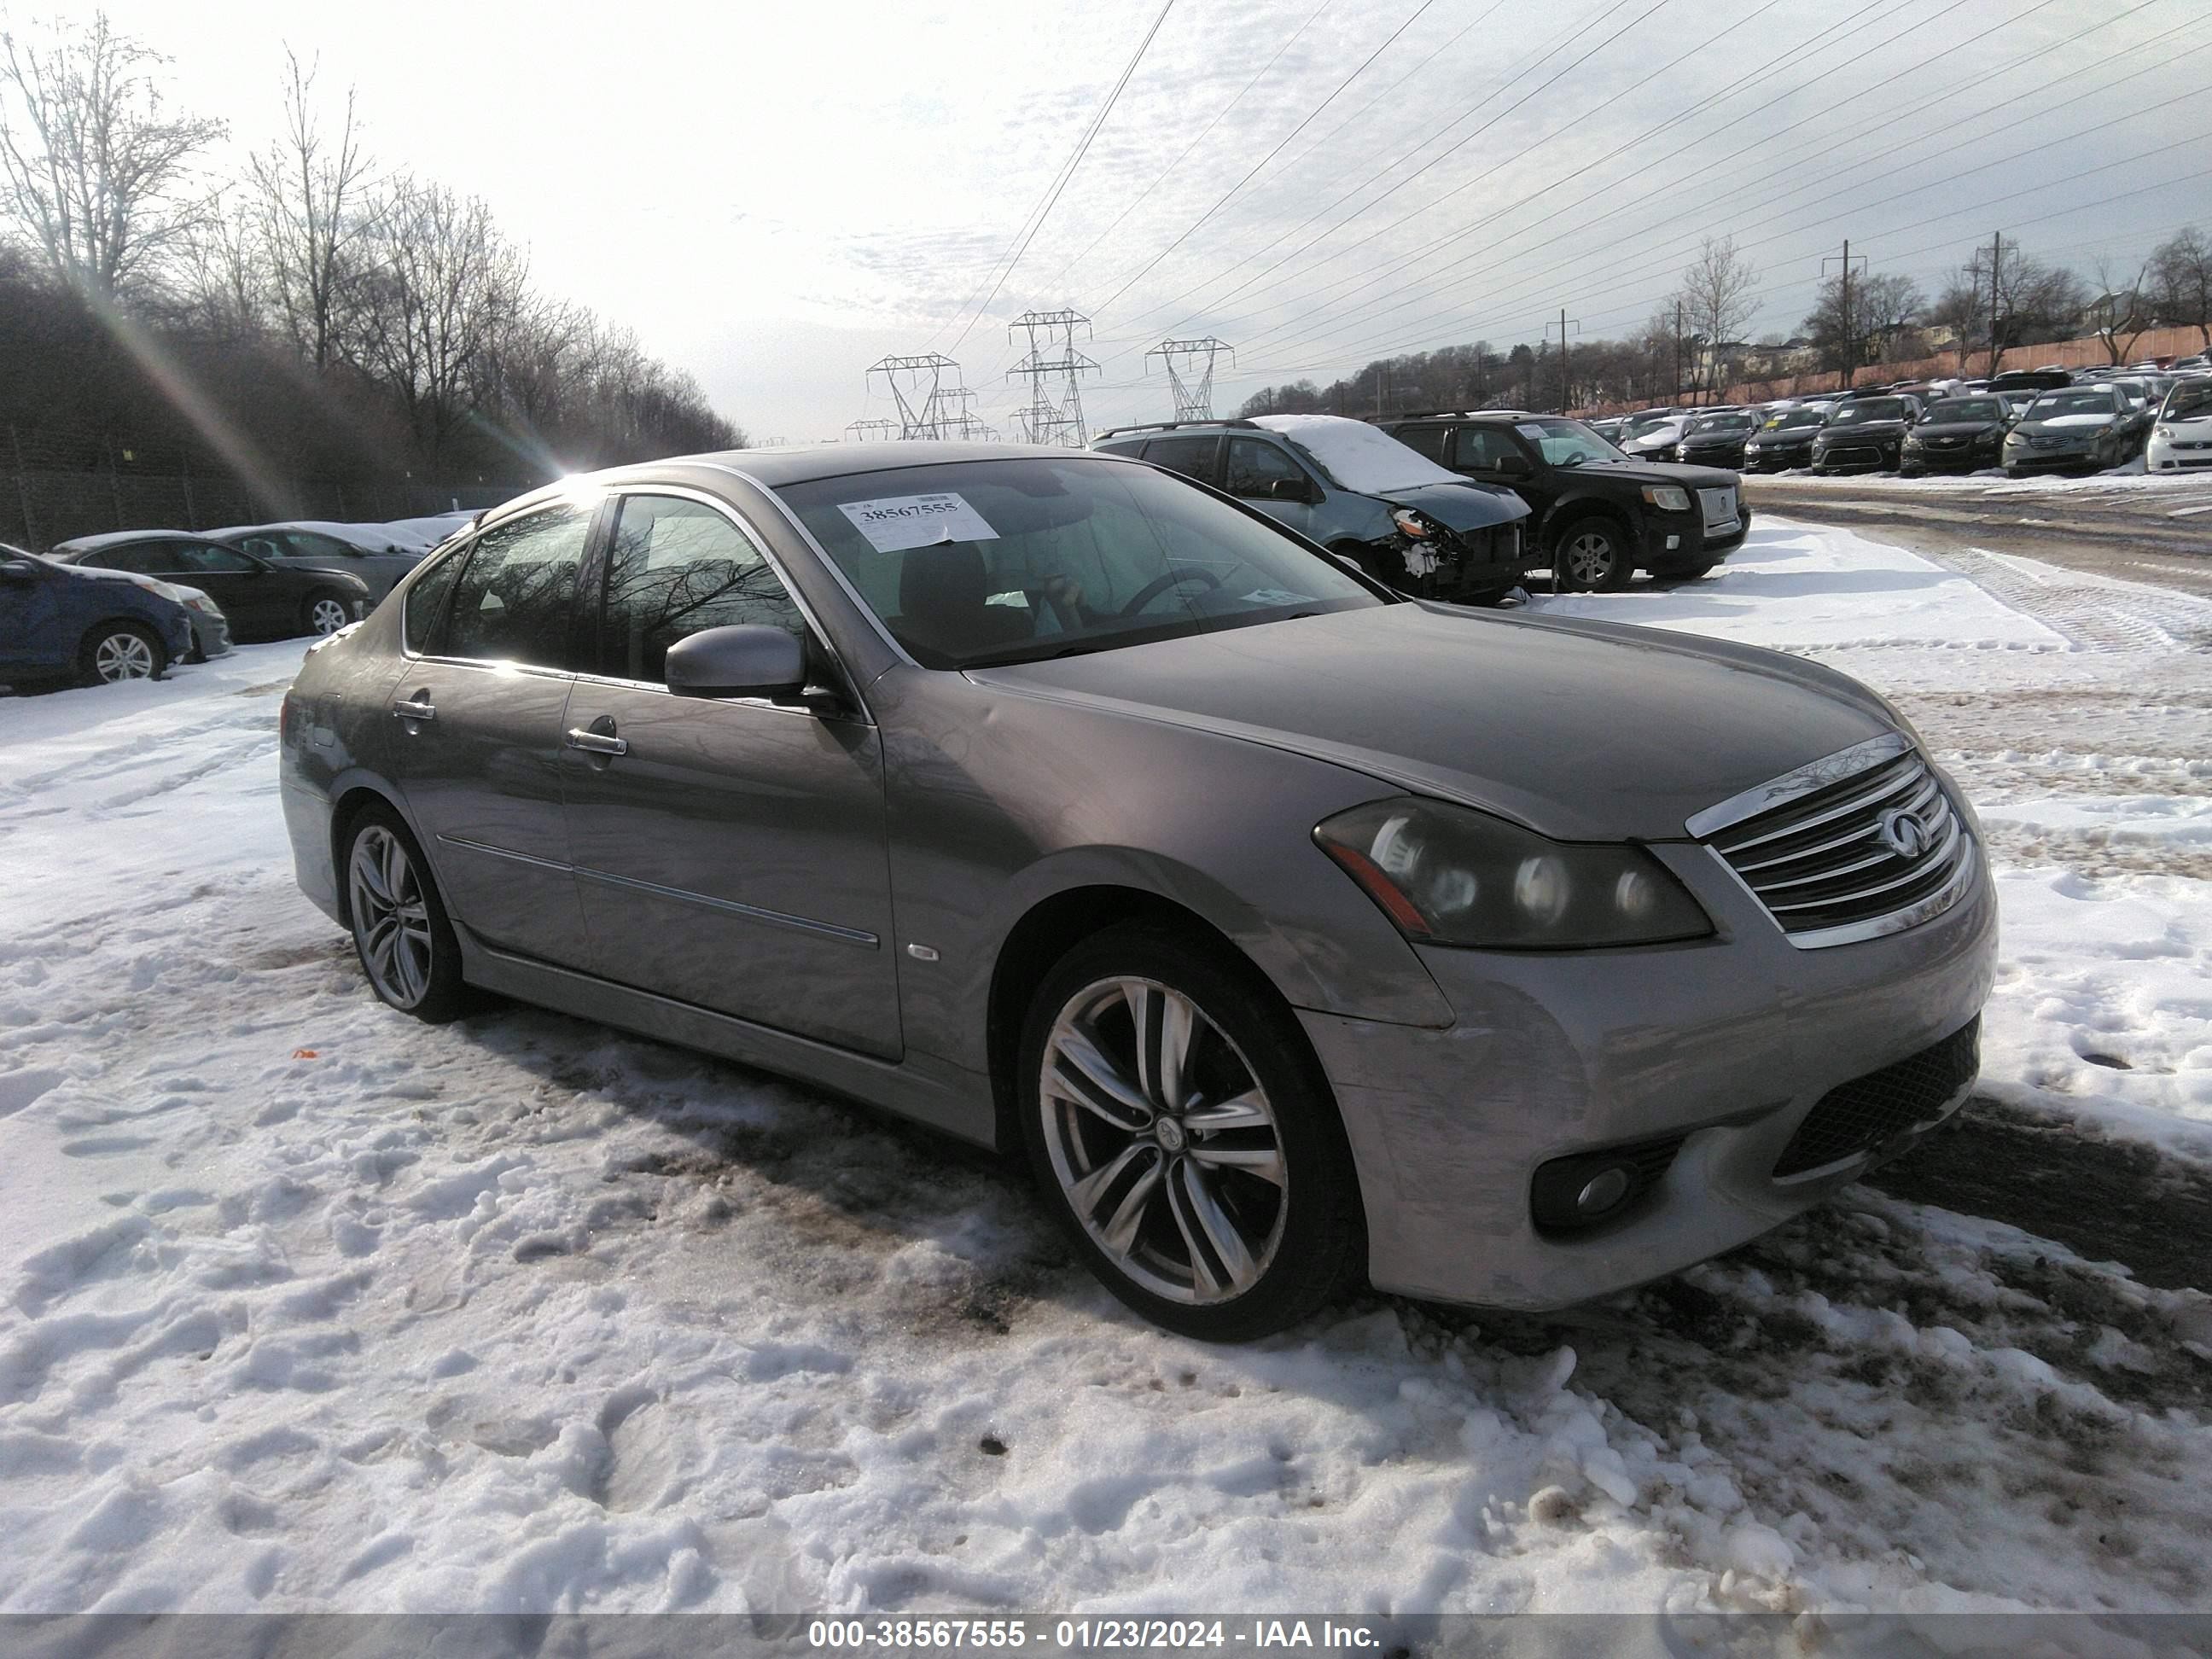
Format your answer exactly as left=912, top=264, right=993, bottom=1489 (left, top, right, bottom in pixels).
left=3, top=422, right=523, bottom=553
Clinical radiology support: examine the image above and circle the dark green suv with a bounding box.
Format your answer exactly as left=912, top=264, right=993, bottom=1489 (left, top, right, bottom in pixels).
left=1378, top=412, right=1747, bottom=591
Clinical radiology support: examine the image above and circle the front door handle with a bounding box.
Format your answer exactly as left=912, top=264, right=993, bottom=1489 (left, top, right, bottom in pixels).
left=565, top=725, right=627, bottom=758
left=392, top=696, right=435, bottom=722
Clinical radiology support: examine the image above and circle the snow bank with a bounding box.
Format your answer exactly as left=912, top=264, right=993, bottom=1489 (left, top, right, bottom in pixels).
left=1248, top=415, right=1464, bottom=494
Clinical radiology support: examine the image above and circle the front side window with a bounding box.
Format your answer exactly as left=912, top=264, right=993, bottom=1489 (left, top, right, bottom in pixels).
left=441, top=504, right=593, bottom=667
left=1223, top=437, right=1308, bottom=498
left=1451, top=427, right=1524, bottom=469
left=1516, top=418, right=1626, bottom=466
left=777, top=457, right=1380, bottom=670
left=596, top=494, right=804, bottom=684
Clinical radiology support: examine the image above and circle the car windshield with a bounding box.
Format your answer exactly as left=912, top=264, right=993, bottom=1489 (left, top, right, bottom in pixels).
left=1621, top=413, right=1675, bottom=437
left=1825, top=399, right=1910, bottom=426
left=2026, top=390, right=2115, bottom=417
left=2164, top=381, right=2212, bottom=420
left=1927, top=399, right=2005, bottom=423
left=1766, top=409, right=1825, bottom=430
left=1515, top=418, right=1627, bottom=466
left=776, top=457, right=1383, bottom=670
left=1687, top=413, right=1754, bottom=434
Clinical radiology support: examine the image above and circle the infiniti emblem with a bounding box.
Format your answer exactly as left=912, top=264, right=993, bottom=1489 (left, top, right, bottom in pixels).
left=1877, top=806, right=1934, bottom=859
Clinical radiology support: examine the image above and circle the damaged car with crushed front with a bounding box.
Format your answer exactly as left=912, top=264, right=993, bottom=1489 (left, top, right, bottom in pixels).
left=279, top=441, right=1997, bottom=1342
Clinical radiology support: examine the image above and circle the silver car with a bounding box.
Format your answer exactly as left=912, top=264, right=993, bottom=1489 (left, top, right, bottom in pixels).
left=278, top=443, right=1996, bottom=1341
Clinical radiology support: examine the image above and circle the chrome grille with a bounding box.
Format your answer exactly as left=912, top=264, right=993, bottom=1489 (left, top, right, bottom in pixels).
left=1698, top=486, right=1739, bottom=530
left=1688, top=734, right=1976, bottom=950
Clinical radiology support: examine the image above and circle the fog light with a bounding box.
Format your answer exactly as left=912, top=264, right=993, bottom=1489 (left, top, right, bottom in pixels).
left=1577, top=1167, right=1630, bottom=1214
left=1665, top=534, right=1680, bottom=550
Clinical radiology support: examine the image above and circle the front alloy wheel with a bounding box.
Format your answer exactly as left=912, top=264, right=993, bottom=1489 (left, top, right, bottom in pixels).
left=1039, top=976, right=1286, bottom=1305
left=1020, top=926, right=1362, bottom=1340
left=1558, top=521, right=1630, bottom=591
left=307, top=592, right=353, bottom=636
left=90, top=626, right=159, bottom=681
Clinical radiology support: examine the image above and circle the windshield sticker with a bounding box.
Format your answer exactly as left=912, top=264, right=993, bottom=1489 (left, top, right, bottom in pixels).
left=837, top=492, right=1000, bottom=553
left=1240, top=587, right=1312, bottom=607
left=1515, top=422, right=1550, bottom=439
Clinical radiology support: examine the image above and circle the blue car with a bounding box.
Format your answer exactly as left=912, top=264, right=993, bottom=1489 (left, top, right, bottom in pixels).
left=0, top=544, right=196, bottom=689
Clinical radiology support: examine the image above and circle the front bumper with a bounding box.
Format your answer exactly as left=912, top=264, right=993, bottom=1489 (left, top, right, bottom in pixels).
left=2003, top=442, right=2098, bottom=473
left=1741, top=445, right=1811, bottom=472
left=1300, top=829, right=1998, bottom=1310
left=1903, top=442, right=2000, bottom=473
left=1813, top=442, right=1901, bottom=472
left=2148, top=434, right=2212, bottom=471
left=187, top=612, right=231, bottom=660
left=1640, top=498, right=1749, bottom=569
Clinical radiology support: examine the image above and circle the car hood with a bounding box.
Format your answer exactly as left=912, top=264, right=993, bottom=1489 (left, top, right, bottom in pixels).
left=1748, top=428, right=1819, bottom=444
left=1816, top=420, right=1910, bottom=440
left=970, top=605, right=1894, bottom=841
left=1580, top=457, right=1739, bottom=490
left=1382, top=480, right=1530, bottom=531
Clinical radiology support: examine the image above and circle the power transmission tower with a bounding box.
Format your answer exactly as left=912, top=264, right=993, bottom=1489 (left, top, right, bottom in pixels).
left=934, top=386, right=1000, bottom=442
left=1822, top=241, right=1868, bottom=390
left=1006, top=309, right=1099, bottom=447
left=1545, top=311, right=1580, bottom=414
left=844, top=418, right=900, bottom=442
left=1145, top=337, right=1236, bottom=422
left=866, top=353, right=963, bottom=439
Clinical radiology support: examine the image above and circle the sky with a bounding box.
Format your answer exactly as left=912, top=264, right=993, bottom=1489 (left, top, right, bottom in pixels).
left=72, top=0, right=2212, bottom=445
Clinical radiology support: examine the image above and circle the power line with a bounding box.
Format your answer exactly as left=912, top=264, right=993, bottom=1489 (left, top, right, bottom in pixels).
left=936, top=0, right=1177, bottom=354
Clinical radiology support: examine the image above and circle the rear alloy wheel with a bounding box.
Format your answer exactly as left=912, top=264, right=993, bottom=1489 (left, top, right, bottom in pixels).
left=305, top=590, right=354, bottom=636
left=1020, top=926, right=1361, bottom=1341
left=344, top=806, right=469, bottom=1022
left=79, top=621, right=165, bottom=685
left=1557, top=520, right=1632, bottom=591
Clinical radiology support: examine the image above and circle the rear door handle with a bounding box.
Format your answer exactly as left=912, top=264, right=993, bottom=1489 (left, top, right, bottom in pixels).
left=392, top=698, right=435, bottom=722
left=564, top=726, right=628, bottom=757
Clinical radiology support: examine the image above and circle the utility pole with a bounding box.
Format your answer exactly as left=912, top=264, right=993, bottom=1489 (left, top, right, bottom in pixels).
left=1005, top=310, right=1099, bottom=446
left=1674, top=300, right=1683, bottom=407
left=866, top=353, right=963, bottom=439
left=1987, top=232, right=2005, bottom=379
left=1822, top=240, right=1868, bottom=391
left=1545, top=310, right=1581, bottom=415
left=1146, top=338, right=1235, bottom=422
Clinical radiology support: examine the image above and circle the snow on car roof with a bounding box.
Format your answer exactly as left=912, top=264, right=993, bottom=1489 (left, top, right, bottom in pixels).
left=1249, top=414, right=1466, bottom=494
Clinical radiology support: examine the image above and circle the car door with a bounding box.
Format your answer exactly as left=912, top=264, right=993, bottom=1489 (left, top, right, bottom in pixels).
left=160, top=542, right=288, bottom=632
left=384, top=500, right=597, bottom=969
left=560, top=489, right=899, bottom=1060
left=1221, top=435, right=1318, bottom=538
left=1452, top=426, right=1553, bottom=519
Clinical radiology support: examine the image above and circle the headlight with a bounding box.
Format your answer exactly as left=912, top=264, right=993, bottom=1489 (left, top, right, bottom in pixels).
left=1390, top=507, right=1435, bottom=540
left=1315, top=798, right=1712, bottom=949
left=184, top=596, right=218, bottom=614
left=1640, top=485, right=1691, bottom=512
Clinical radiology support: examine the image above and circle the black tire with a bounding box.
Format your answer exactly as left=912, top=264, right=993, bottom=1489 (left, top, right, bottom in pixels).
left=1017, top=923, right=1365, bottom=1342
left=1554, top=517, right=1633, bottom=592
left=302, top=588, right=354, bottom=637
left=75, top=620, right=166, bottom=686
left=341, top=802, right=470, bottom=1023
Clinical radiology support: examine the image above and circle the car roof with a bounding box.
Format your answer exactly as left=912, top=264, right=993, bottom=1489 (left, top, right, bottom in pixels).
left=50, top=529, right=225, bottom=553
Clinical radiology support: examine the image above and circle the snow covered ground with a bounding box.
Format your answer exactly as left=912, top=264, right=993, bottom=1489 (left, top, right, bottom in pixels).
left=3, top=518, right=2209, bottom=1618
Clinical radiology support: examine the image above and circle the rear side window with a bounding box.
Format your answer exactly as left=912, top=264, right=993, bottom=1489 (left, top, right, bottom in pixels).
left=403, top=543, right=469, bottom=653
left=596, top=494, right=804, bottom=684
left=441, top=504, right=594, bottom=668
left=1142, top=434, right=1221, bottom=484
left=1394, top=425, right=1448, bottom=462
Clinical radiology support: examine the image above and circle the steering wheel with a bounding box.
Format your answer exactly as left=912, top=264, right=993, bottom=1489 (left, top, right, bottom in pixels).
left=1118, top=562, right=1224, bottom=617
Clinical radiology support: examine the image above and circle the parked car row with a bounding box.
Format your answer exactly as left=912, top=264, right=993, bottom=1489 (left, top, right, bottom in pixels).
left=1, top=513, right=472, bottom=692
left=1091, top=410, right=1749, bottom=595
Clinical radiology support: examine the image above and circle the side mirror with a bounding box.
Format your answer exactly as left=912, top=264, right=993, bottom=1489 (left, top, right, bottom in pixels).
left=0, top=558, right=36, bottom=583
left=665, top=624, right=808, bottom=701
left=1266, top=476, right=1313, bottom=504
left=1494, top=453, right=1532, bottom=477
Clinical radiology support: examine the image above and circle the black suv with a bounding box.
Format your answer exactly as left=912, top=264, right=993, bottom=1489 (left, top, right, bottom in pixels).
left=1377, top=412, right=1748, bottom=591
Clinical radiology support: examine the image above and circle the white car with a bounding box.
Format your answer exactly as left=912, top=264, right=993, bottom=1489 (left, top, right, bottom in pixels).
left=2146, top=379, right=2212, bottom=474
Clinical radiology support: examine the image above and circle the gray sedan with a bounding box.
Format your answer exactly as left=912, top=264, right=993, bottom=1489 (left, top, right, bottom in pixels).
left=278, top=442, right=1995, bottom=1341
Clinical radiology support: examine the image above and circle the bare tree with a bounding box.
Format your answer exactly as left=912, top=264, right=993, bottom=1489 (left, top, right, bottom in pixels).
left=0, top=13, right=224, bottom=298
left=249, top=49, right=375, bottom=371
left=177, top=190, right=265, bottom=340
left=352, top=173, right=523, bottom=460
left=1679, top=236, right=1758, bottom=404
left=2087, top=254, right=2155, bottom=365
left=2151, top=226, right=2210, bottom=352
